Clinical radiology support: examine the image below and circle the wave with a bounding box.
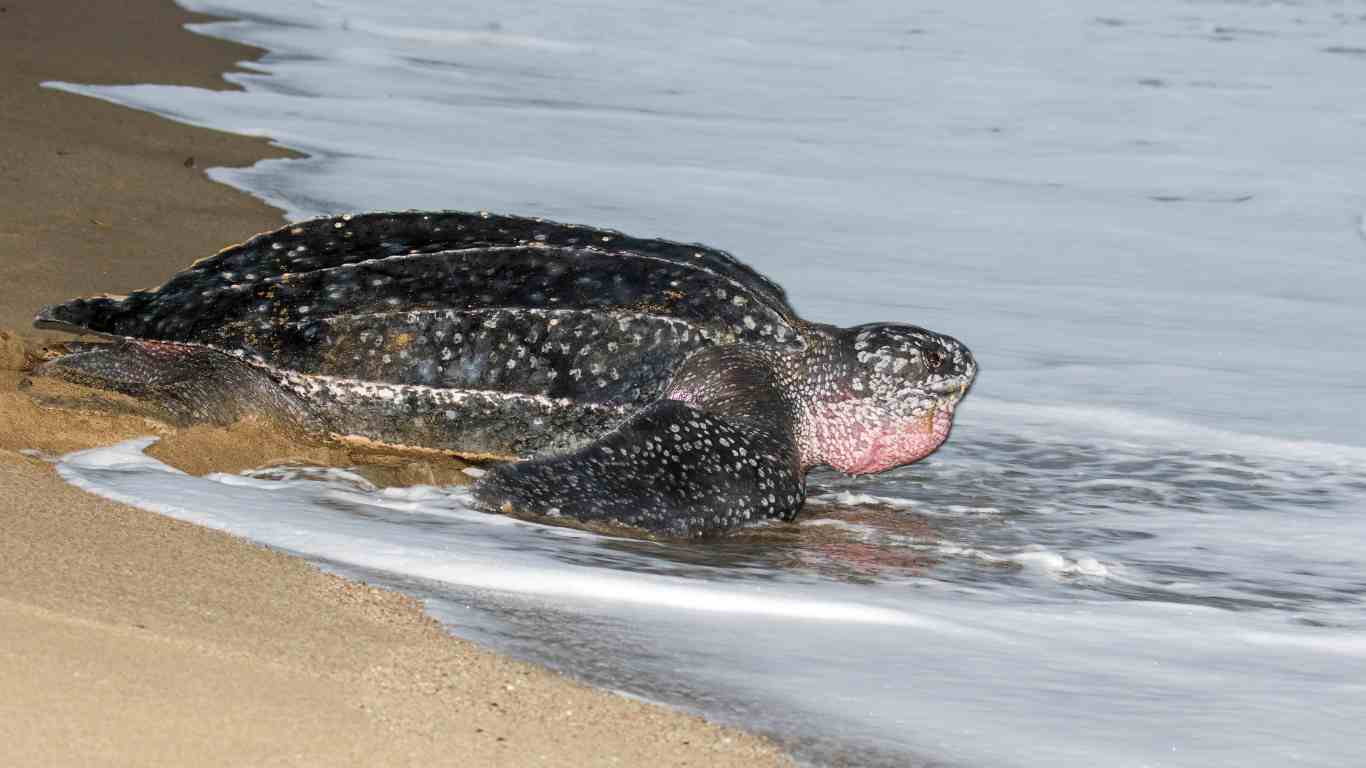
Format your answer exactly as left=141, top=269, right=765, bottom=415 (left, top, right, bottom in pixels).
left=962, top=397, right=1366, bottom=467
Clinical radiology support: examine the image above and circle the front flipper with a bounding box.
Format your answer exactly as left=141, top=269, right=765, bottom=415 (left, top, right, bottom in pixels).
left=470, top=400, right=805, bottom=537
left=39, top=339, right=315, bottom=427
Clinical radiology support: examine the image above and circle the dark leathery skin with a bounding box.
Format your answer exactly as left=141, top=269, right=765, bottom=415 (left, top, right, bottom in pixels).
left=472, top=399, right=804, bottom=537
left=36, top=212, right=801, bottom=356
left=39, top=340, right=314, bottom=428
left=472, top=342, right=805, bottom=536
left=183, top=210, right=790, bottom=313
left=212, top=307, right=713, bottom=407
left=276, top=368, right=632, bottom=457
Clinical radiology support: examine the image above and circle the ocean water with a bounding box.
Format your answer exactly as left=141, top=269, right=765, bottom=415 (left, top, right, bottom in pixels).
left=44, top=0, right=1366, bottom=765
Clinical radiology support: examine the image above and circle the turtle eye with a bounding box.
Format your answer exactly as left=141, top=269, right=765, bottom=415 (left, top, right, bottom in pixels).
left=925, top=349, right=946, bottom=371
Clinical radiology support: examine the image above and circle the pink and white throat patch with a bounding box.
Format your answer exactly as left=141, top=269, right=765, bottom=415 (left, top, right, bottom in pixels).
left=803, top=400, right=958, bottom=476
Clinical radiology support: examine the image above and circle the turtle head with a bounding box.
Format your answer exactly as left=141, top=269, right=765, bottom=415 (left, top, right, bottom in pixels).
left=796, top=323, right=976, bottom=475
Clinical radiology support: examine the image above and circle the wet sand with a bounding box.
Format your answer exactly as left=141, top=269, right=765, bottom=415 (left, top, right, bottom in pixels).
left=0, top=2, right=789, bottom=765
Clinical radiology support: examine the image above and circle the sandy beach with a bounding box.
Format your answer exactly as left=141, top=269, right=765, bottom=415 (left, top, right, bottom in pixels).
left=0, top=2, right=788, bottom=765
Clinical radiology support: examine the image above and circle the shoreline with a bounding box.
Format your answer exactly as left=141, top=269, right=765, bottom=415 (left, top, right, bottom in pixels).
left=0, top=2, right=789, bottom=765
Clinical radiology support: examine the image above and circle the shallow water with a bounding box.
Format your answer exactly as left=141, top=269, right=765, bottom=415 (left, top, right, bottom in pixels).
left=58, top=420, right=1366, bottom=767
left=45, top=0, right=1366, bottom=765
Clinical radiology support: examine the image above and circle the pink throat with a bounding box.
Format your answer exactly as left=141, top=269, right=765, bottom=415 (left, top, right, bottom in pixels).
left=828, top=406, right=955, bottom=476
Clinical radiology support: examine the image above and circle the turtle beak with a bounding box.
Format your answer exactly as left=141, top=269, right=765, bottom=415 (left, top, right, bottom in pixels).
left=928, top=371, right=973, bottom=401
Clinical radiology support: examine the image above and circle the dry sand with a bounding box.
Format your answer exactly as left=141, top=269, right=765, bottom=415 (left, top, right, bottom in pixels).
left=0, top=2, right=791, bottom=765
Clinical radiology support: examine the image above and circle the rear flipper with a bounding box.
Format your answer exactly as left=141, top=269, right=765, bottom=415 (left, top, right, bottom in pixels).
left=470, top=400, right=806, bottom=537
left=38, top=339, right=315, bottom=427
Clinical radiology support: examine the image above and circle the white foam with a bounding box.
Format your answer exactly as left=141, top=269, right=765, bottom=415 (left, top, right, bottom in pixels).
left=59, top=439, right=939, bottom=627
left=62, top=437, right=181, bottom=473
left=1241, top=631, right=1366, bottom=659
left=936, top=544, right=1114, bottom=580
left=942, top=504, right=1003, bottom=516
left=1010, top=550, right=1112, bottom=579
left=813, top=490, right=918, bottom=510
left=224, top=464, right=378, bottom=491
left=344, top=19, right=583, bottom=52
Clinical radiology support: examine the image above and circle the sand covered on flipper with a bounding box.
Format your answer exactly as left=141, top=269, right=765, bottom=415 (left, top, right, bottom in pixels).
left=0, top=343, right=475, bottom=486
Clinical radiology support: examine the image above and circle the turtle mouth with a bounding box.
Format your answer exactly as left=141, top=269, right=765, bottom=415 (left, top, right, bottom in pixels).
left=844, top=401, right=956, bottom=476
left=927, top=378, right=968, bottom=397
left=908, top=401, right=956, bottom=460
left=863, top=365, right=974, bottom=474
left=926, top=360, right=976, bottom=398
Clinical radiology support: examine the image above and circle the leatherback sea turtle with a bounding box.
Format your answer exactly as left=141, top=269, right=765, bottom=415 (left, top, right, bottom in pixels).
left=35, top=211, right=976, bottom=536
